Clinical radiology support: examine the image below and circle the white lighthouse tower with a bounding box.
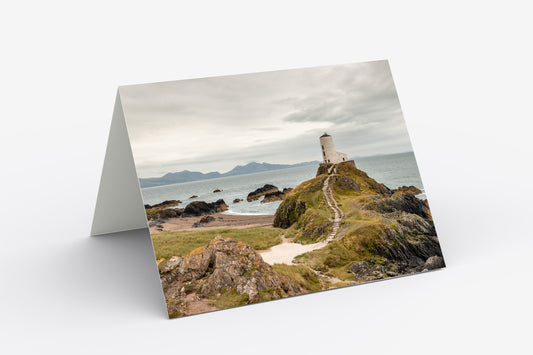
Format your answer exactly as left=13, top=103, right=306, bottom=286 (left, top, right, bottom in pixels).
left=319, top=133, right=348, bottom=164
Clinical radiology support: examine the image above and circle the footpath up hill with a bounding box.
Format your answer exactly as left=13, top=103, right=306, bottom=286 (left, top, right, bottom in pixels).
left=274, top=161, right=444, bottom=282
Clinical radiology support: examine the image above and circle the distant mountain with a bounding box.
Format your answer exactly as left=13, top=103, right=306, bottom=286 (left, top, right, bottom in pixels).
left=139, top=161, right=320, bottom=188
left=223, top=161, right=318, bottom=177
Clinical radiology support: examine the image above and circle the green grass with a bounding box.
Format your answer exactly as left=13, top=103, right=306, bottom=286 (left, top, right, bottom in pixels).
left=296, top=222, right=383, bottom=270
left=272, top=264, right=322, bottom=292
left=258, top=287, right=282, bottom=302
left=207, top=288, right=249, bottom=309
left=326, top=266, right=353, bottom=281
left=152, top=227, right=283, bottom=259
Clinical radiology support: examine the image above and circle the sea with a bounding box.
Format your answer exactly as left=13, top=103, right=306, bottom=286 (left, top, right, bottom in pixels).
left=140, top=152, right=425, bottom=215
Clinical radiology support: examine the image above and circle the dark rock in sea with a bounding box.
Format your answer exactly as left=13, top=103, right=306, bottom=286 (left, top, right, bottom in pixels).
left=233, top=198, right=242, bottom=203
left=189, top=195, right=198, bottom=199
left=261, top=188, right=293, bottom=203
left=393, top=185, right=422, bottom=195
left=192, top=215, right=216, bottom=228
left=182, top=199, right=228, bottom=217
left=159, top=236, right=304, bottom=317
left=146, top=200, right=182, bottom=209
left=146, top=207, right=183, bottom=221
left=213, top=189, right=222, bottom=193
left=247, top=184, right=278, bottom=202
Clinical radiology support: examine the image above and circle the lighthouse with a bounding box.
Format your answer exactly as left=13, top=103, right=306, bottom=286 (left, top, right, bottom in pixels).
left=319, top=133, right=348, bottom=164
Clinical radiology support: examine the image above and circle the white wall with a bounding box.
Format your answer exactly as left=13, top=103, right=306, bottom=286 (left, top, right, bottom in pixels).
left=1, top=1, right=532, bottom=354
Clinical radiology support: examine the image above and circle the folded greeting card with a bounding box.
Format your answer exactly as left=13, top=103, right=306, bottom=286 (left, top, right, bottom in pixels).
left=92, top=60, right=445, bottom=318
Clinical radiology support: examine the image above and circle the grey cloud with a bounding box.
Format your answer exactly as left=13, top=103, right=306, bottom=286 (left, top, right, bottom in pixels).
left=120, top=60, right=413, bottom=178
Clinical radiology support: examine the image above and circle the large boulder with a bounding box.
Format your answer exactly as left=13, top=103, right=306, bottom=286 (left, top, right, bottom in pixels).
left=247, top=184, right=278, bottom=202
left=146, top=199, right=182, bottom=209
left=192, top=215, right=215, bottom=228
left=146, top=207, right=183, bottom=221
left=160, top=237, right=305, bottom=316
left=421, top=255, right=445, bottom=271
left=182, top=199, right=228, bottom=217
left=261, top=188, right=293, bottom=203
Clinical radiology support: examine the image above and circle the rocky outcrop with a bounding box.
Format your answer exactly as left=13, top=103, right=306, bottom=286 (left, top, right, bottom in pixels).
left=421, top=255, right=445, bottom=270
left=247, top=184, right=278, bottom=202
left=147, top=199, right=228, bottom=222
left=350, top=252, right=445, bottom=283
left=213, top=189, right=222, bottom=193
left=261, top=188, right=293, bottom=203
left=192, top=215, right=216, bottom=228
left=273, top=161, right=444, bottom=284
left=160, top=237, right=305, bottom=317
left=393, top=185, right=422, bottom=195
left=189, top=195, right=198, bottom=199
left=233, top=198, right=242, bottom=204
left=273, top=196, right=307, bottom=228
left=182, top=199, right=228, bottom=217
left=146, top=200, right=182, bottom=209
left=362, top=193, right=431, bottom=219
left=146, top=207, right=183, bottom=223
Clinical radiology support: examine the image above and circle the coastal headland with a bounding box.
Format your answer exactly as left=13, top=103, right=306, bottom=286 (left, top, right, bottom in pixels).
left=149, top=161, right=443, bottom=318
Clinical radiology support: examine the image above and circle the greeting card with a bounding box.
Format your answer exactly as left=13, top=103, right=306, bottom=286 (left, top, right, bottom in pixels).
left=92, top=60, right=445, bottom=318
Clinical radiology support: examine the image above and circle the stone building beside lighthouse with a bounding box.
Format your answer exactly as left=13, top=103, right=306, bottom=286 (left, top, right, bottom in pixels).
left=319, top=133, right=348, bottom=164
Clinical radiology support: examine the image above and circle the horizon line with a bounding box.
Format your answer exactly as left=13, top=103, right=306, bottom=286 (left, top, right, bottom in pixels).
left=139, top=150, right=414, bottom=180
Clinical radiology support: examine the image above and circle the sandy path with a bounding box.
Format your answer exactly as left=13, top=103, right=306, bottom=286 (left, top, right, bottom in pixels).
left=322, top=166, right=344, bottom=241
left=261, top=167, right=346, bottom=265
left=260, top=238, right=327, bottom=265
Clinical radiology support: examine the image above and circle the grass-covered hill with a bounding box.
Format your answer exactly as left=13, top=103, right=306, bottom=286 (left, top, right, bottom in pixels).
left=155, top=161, right=444, bottom=317
left=274, top=161, right=444, bottom=283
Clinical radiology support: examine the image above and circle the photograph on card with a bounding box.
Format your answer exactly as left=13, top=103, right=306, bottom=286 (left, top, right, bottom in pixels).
left=119, top=60, right=445, bottom=318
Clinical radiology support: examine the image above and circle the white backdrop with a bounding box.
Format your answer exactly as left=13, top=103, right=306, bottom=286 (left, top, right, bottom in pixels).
left=1, top=1, right=532, bottom=354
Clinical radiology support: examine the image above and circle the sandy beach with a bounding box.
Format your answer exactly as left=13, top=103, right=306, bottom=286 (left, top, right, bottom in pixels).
left=150, top=213, right=274, bottom=234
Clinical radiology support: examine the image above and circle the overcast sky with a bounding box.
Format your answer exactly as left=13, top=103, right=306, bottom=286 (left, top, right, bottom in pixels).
left=120, top=60, right=413, bottom=178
